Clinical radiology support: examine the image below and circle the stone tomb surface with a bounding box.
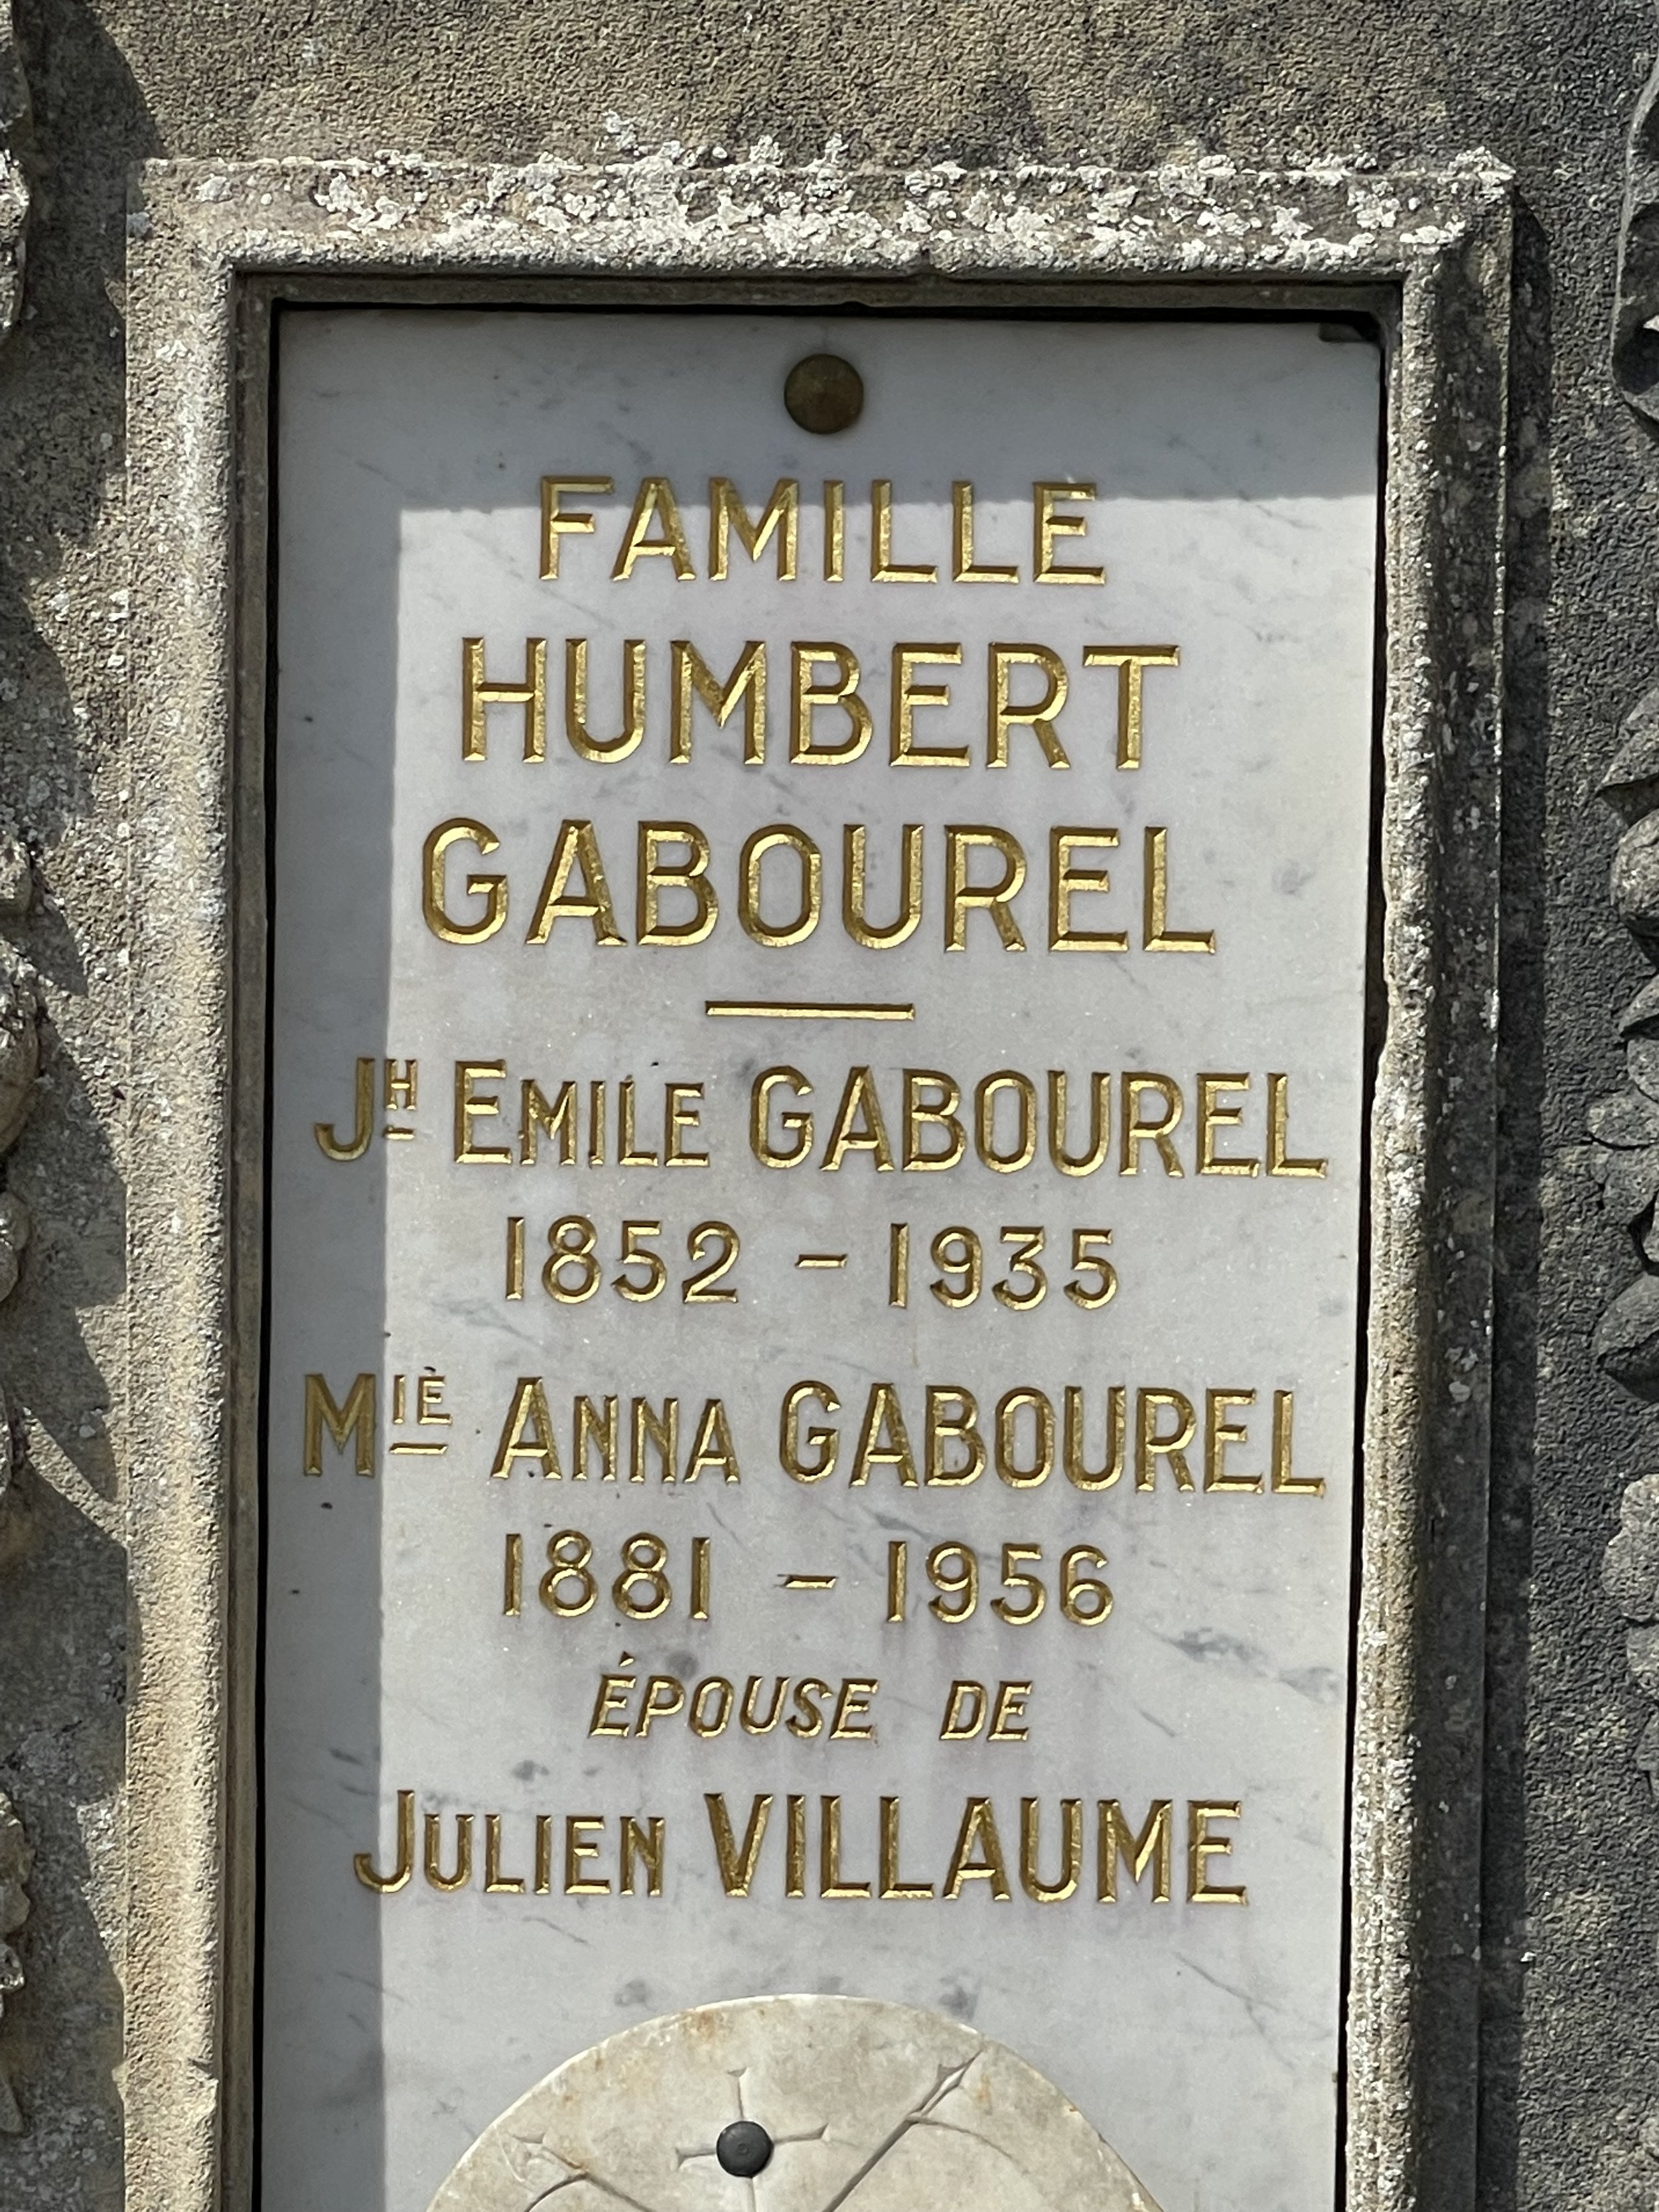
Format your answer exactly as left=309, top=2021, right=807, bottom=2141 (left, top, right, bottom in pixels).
left=261, top=308, right=1379, bottom=2212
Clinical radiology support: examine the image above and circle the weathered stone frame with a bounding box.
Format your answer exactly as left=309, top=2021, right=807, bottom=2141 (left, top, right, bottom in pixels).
left=122, top=155, right=1514, bottom=2212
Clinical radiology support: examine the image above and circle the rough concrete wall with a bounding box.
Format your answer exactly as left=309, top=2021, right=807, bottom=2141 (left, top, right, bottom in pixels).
left=0, top=1, right=1651, bottom=2207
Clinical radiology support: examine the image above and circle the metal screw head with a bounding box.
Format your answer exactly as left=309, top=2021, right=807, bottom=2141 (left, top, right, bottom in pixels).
left=716, top=2121, right=774, bottom=2177
left=784, top=353, right=864, bottom=435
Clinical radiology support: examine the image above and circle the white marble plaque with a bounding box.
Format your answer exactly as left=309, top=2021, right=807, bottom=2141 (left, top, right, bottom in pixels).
left=262, top=308, right=1378, bottom=2212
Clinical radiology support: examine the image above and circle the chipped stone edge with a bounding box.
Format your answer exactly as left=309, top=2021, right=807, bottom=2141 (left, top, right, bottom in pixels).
left=122, top=155, right=1514, bottom=2212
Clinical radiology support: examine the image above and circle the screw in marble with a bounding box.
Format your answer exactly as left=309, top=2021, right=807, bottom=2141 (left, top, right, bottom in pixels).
left=716, top=2122, right=774, bottom=2177
left=783, top=354, right=864, bottom=435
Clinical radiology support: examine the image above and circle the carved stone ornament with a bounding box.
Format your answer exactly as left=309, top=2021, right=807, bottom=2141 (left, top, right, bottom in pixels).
left=0, top=1791, right=31, bottom=2132
left=426, top=1996, right=1160, bottom=2212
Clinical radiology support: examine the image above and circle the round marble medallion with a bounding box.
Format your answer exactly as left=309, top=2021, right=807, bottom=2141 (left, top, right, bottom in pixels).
left=426, top=1993, right=1162, bottom=2212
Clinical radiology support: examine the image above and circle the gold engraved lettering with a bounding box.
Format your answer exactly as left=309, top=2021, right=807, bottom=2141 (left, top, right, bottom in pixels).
left=1205, top=1389, right=1262, bottom=1493
left=1080, top=645, right=1179, bottom=768
left=786, top=1680, right=832, bottom=1739
left=424, top=1812, right=473, bottom=1893
left=383, top=1058, right=417, bottom=1112
left=304, top=1372, right=375, bottom=1477
left=665, top=1082, right=709, bottom=1166
left=484, top=1812, right=526, bottom=1894
left=743, top=1676, right=788, bottom=1735
left=822, top=482, right=845, bottom=583
left=844, top=822, right=924, bottom=948
left=740, top=826, right=822, bottom=947
left=541, top=1531, right=598, bottom=1616
left=975, top=1071, right=1038, bottom=1171
left=945, top=826, right=1027, bottom=952
left=1098, top=1800, right=1172, bottom=1903
left=503, top=1532, right=524, bottom=1615
left=565, top=636, right=646, bottom=762
left=880, top=1797, right=933, bottom=1899
left=354, top=1790, right=415, bottom=1892
left=820, top=1065, right=895, bottom=1173
left=1049, top=828, right=1127, bottom=952
left=944, top=1798, right=1012, bottom=1900
left=890, top=644, right=966, bottom=766
left=785, top=1794, right=807, bottom=1898
left=780, top=1380, right=839, bottom=1482
left=684, top=1400, right=741, bottom=1484
left=849, top=1384, right=918, bottom=1488
left=753, top=1066, right=814, bottom=1169
left=1048, top=1070, right=1110, bottom=1175
left=505, top=1215, right=526, bottom=1297
left=952, top=483, right=1019, bottom=585
left=995, top=1390, right=1054, bottom=1489
left=637, top=1675, right=685, bottom=1737
left=534, top=1814, right=553, bottom=1896
left=637, top=822, right=717, bottom=946
left=520, top=1079, right=577, bottom=1166
left=462, top=635, right=547, bottom=763
left=589, top=1668, right=636, bottom=1737
left=1143, top=826, right=1215, bottom=953
left=621, top=1817, right=666, bottom=1897
left=490, top=1377, right=561, bottom=1481
left=423, top=818, right=506, bottom=944
left=611, top=477, right=694, bottom=580
left=790, top=643, right=872, bottom=763
left=1198, top=1074, right=1258, bottom=1175
left=632, top=1398, right=680, bottom=1484
left=706, top=1792, right=773, bottom=1897
left=886, top=1538, right=908, bottom=1619
left=690, top=1535, right=711, bottom=1619
left=573, top=1396, right=620, bottom=1483
left=818, top=1796, right=872, bottom=1899
left=1267, top=1072, right=1327, bottom=1177
left=871, top=480, right=936, bottom=583
left=709, top=478, right=798, bottom=581
left=1272, top=1389, right=1323, bottom=1495
left=618, top=1079, right=659, bottom=1166
left=940, top=1682, right=985, bottom=1739
left=889, top=1222, right=910, bottom=1307
left=1064, top=1384, right=1125, bottom=1489
left=565, top=1815, right=610, bottom=1895
left=540, top=476, right=612, bottom=579
left=315, top=1055, right=374, bottom=1161
left=831, top=1680, right=878, bottom=1739
left=1135, top=1388, right=1197, bottom=1493
left=989, top=1682, right=1032, bottom=1740
left=524, top=820, right=624, bottom=946
left=1021, top=1798, right=1082, bottom=1903
left=689, top=1677, right=735, bottom=1737
left=926, top=1388, right=985, bottom=1488
left=988, top=644, right=1068, bottom=767
left=671, top=640, right=767, bottom=766
left=1188, top=1801, right=1247, bottom=1903
left=455, top=1060, right=512, bottom=1163
left=1033, top=482, right=1105, bottom=585
left=902, top=1069, right=965, bottom=1171
left=1121, top=1073, right=1184, bottom=1176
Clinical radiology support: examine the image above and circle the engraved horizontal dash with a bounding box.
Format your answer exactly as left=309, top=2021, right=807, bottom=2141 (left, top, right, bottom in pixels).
left=388, top=1441, right=447, bottom=1456
left=781, top=1573, right=837, bottom=1591
left=382, top=1125, right=416, bottom=1140
left=795, top=1252, right=847, bottom=1270
left=705, top=1000, right=914, bottom=1021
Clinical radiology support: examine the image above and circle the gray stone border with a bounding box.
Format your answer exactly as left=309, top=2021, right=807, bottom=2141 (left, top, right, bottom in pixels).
left=123, top=152, right=1515, bottom=2212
